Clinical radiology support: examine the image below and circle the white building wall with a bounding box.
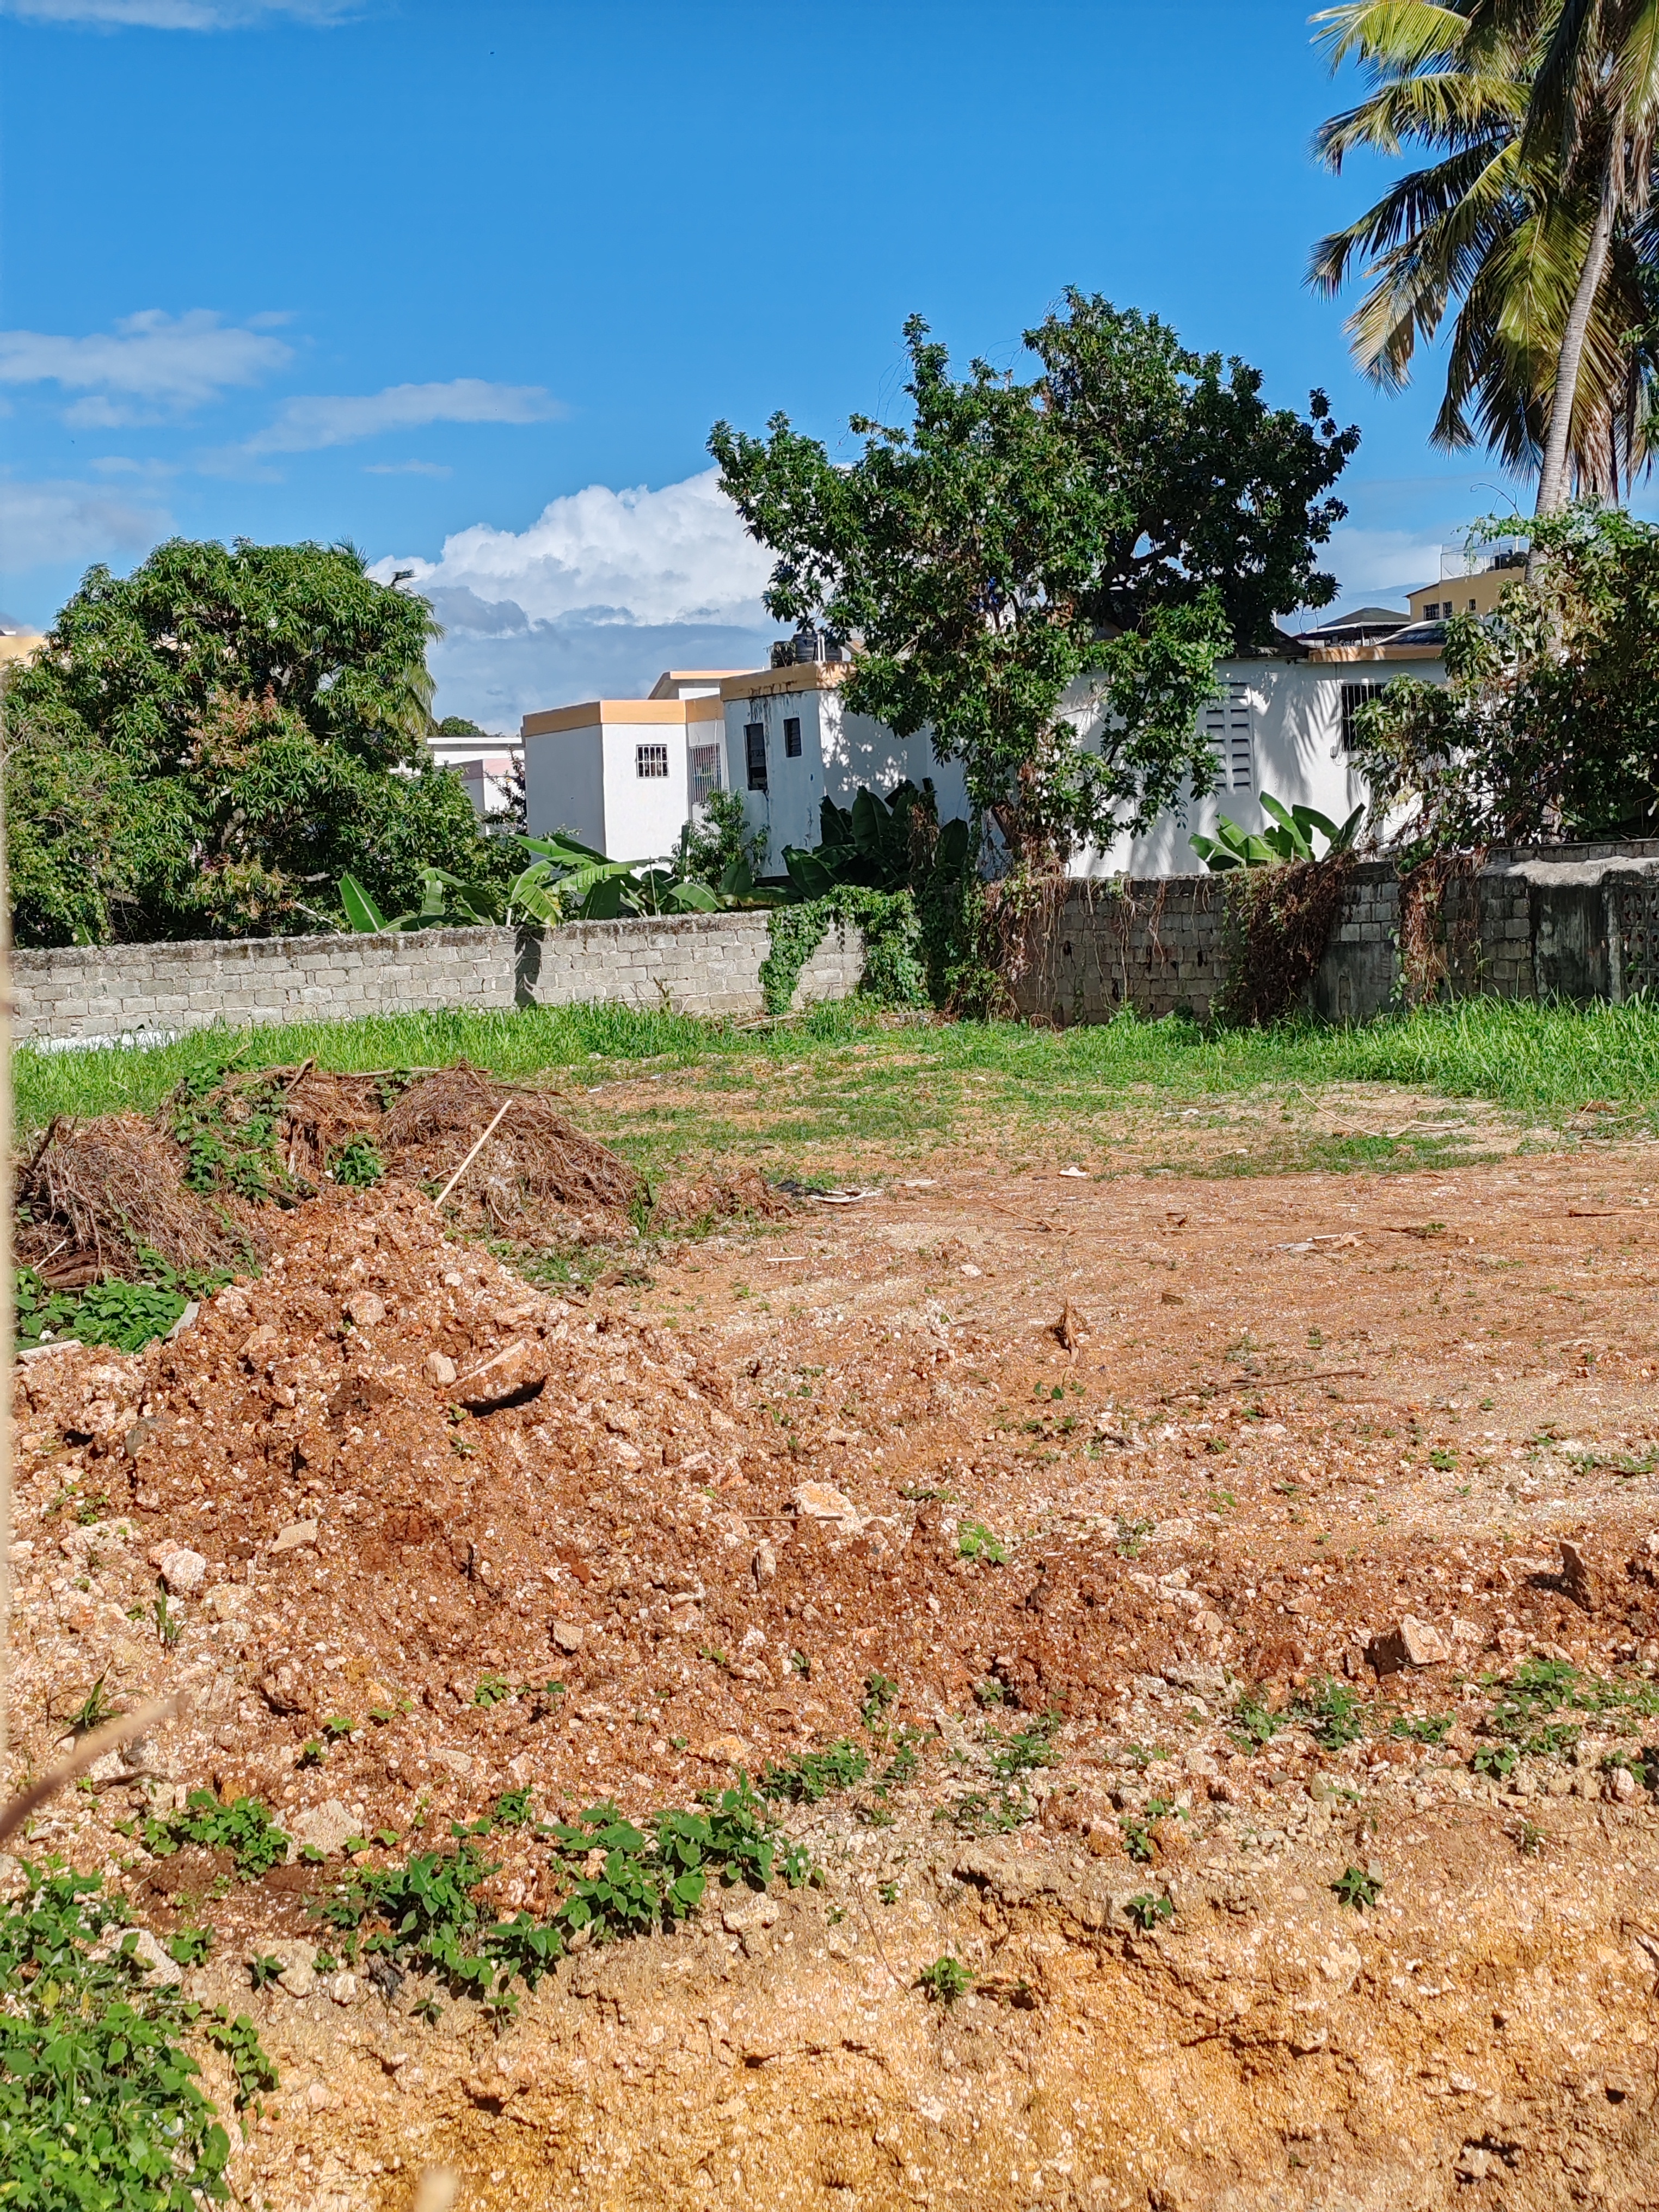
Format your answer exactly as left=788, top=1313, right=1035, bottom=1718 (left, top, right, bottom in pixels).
left=599, top=719, right=692, bottom=861
left=524, top=726, right=606, bottom=849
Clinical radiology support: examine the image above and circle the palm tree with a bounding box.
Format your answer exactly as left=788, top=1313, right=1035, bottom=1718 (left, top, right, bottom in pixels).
left=1310, top=0, right=1659, bottom=509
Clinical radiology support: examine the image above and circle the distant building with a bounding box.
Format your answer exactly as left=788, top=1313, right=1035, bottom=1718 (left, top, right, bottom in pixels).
left=0, top=627, right=45, bottom=669
left=428, top=720, right=521, bottom=821
left=1406, top=540, right=1529, bottom=623
left=518, top=611, right=1450, bottom=877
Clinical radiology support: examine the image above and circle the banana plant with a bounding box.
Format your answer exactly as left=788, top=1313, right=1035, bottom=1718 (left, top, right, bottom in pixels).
left=339, top=858, right=564, bottom=933
left=518, top=834, right=721, bottom=918
left=1190, top=794, right=1363, bottom=872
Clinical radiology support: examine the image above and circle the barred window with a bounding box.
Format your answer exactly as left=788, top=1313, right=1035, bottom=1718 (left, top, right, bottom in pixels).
left=783, top=715, right=802, bottom=758
left=745, top=722, right=767, bottom=792
left=636, top=742, right=669, bottom=779
left=1340, top=681, right=1387, bottom=752
left=689, top=742, right=722, bottom=806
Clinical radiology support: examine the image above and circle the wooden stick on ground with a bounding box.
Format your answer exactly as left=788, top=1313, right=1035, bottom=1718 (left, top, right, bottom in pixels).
left=0, top=1695, right=183, bottom=1850
left=435, top=1100, right=513, bottom=1207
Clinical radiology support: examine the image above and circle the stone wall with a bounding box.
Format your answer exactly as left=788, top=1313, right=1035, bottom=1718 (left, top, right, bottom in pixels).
left=14, top=911, right=865, bottom=1047
left=1013, top=843, right=1659, bottom=1026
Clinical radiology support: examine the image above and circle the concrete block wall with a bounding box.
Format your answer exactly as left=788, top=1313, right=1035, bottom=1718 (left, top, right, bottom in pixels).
left=1015, top=841, right=1659, bottom=1027
left=14, top=912, right=866, bottom=1047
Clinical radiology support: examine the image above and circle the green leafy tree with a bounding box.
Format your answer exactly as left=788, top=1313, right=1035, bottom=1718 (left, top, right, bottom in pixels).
left=1350, top=503, right=1659, bottom=844
left=3, top=537, right=508, bottom=945
left=710, top=300, right=1354, bottom=869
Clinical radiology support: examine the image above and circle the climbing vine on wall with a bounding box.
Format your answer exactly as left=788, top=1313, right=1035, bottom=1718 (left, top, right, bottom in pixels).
left=1216, top=852, right=1356, bottom=1025
left=759, top=889, right=929, bottom=1016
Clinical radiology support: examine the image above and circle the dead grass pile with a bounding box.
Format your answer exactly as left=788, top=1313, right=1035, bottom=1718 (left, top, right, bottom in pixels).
left=376, top=1062, right=644, bottom=1230
left=16, top=1114, right=269, bottom=1286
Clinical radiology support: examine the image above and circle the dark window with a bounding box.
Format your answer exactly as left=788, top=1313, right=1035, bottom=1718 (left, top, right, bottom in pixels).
left=1340, top=681, right=1387, bottom=752
left=745, top=722, right=767, bottom=792
left=783, top=715, right=802, bottom=758
left=635, top=742, right=669, bottom=779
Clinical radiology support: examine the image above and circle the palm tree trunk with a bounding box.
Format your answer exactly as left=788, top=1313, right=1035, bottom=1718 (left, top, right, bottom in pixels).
left=1535, top=184, right=1617, bottom=518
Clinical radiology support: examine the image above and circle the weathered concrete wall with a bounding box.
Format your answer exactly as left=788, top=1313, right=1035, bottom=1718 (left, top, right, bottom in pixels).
left=1013, top=843, right=1659, bottom=1025
left=14, top=912, right=865, bottom=1047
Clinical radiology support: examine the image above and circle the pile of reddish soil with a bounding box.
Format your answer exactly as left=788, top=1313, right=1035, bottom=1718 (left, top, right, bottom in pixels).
left=8, top=1138, right=1659, bottom=2208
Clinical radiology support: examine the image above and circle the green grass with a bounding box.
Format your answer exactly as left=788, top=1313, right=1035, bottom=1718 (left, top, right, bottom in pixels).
left=16, top=997, right=1659, bottom=1179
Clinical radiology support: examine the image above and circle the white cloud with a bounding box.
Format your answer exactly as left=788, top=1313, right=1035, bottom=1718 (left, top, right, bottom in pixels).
left=245, top=379, right=565, bottom=454
left=375, top=468, right=778, bottom=727
left=0, top=309, right=290, bottom=422
left=1319, top=524, right=1446, bottom=609
left=0, top=478, right=171, bottom=570
left=1, top=1, right=353, bottom=26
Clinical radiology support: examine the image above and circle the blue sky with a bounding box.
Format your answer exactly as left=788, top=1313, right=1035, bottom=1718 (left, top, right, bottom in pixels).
left=0, top=0, right=1556, bottom=731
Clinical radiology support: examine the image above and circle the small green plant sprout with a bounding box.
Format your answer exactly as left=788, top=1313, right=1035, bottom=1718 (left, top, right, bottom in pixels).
left=472, top=1672, right=511, bottom=1708
left=918, top=1955, right=973, bottom=2004
left=142, top=1791, right=291, bottom=1879
left=1205, top=1489, right=1237, bottom=1513
left=296, top=1738, right=327, bottom=1769
left=1120, top=1797, right=1179, bottom=1864
left=321, top=1713, right=355, bottom=1740
left=957, top=1521, right=1008, bottom=1565
left=758, top=1741, right=870, bottom=1805
left=1115, top=1515, right=1154, bottom=1560
left=1514, top=1817, right=1545, bottom=1857
left=1292, top=1679, right=1369, bottom=1752
left=311, top=1949, right=339, bottom=1976
left=789, top=1649, right=812, bottom=1679
left=204, top=2008, right=279, bottom=2117
left=164, top=1923, right=214, bottom=1968
left=328, top=1134, right=386, bottom=1189
left=860, top=1671, right=900, bottom=1728
left=973, top=1677, right=1008, bottom=1708
left=985, top=1709, right=1062, bottom=1780
left=876, top=1877, right=900, bottom=1905
left=1230, top=1688, right=1283, bottom=1750
left=518, top=1678, right=566, bottom=1721
left=152, top=1595, right=183, bottom=1648
left=1429, top=1447, right=1458, bottom=1472
left=1331, top=1865, right=1382, bottom=1912
left=1390, top=1713, right=1454, bottom=1747
left=247, top=1953, right=285, bottom=1991
left=493, top=1787, right=536, bottom=1829
left=1125, top=1892, right=1175, bottom=1932
left=697, top=1646, right=730, bottom=1671
left=410, top=1993, right=444, bottom=2027
left=67, top=1673, right=119, bottom=1737
left=1472, top=1741, right=1520, bottom=1780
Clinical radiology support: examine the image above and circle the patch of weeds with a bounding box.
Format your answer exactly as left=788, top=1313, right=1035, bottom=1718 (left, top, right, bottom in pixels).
left=0, top=1859, right=244, bottom=2202
left=1125, top=1892, right=1175, bottom=1932
left=697, top=1646, right=730, bottom=1672
left=1120, top=1798, right=1180, bottom=1863
left=1331, top=1865, right=1382, bottom=1911
left=937, top=1785, right=1030, bottom=1836
left=860, top=1672, right=899, bottom=1729
left=328, top=1135, right=385, bottom=1189
left=758, top=1741, right=870, bottom=1805
left=321, top=1714, right=354, bottom=1740
left=1230, top=1689, right=1283, bottom=1750
left=165, top=1924, right=214, bottom=1968
left=246, top=1954, right=285, bottom=1992
left=984, top=1709, right=1062, bottom=1781
left=957, top=1521, right=1008, bottom=1565
left=142, top=1791, right=290, bottom=1880
left=1428, top=1448, right=1458, bottom=1472
left=917, top=1955, right=973, bottom=2004
left=296, top=1738, right=327, bottom=1769
left=973, top=1678, right=1008, bottom=1708
left=1472, top=1741, right=1520, bottom=1780
left=1514, top=1818, right=1546, bottom=1856
left=876, top=1877, right=900, bottom=1905
left=1390, top=1713, right=1454, bottom=1747
left=876, top=1728, right=927, bottom=1794
left=1115, top=1515, right=1154, bottom=1560
left=1291, top=1678, right=1370, bottom=1752
left=492, top=1788, right=536, bottom=1829
left=152, top=1595, right=183, bottom=1649
left=67, top=1672, right=120, bottom=1737
left=203, top=2008, right=279, bottom=2115
left=519, top=1679, right=566, bottom=1721
left=471, top=1672, right=511, bottom=1708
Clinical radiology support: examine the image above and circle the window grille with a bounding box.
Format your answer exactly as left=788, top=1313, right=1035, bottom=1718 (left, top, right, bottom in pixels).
left=783, top=716, right=802, bottom=758
left=689, top=743, right=722, bottom=806
left=1201, top=680, right=1255, bottom=792
left=745, top=722, right=767, bottom=792
left=635, top=742, right=669, bottom=779
left=1339, top=681, right=1387, bottom=753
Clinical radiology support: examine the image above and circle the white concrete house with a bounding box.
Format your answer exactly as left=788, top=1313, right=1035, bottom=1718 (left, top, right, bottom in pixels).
left=518, top=620, right=1447, bottom=875
left=522, top=670, right=746, bottom=856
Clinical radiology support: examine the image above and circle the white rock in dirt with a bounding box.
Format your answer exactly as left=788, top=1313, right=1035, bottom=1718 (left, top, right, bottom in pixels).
left=551, top=1618, right=585, bottom=1653
left=346, top=1292, right=387, bottom=1328
left=290, top=1798, right=360, bottom=1857
left=95, top=1926, right=183, bottom=1987
left=751, top=1541, right=777, bottom=1586
left=328, top=1971, right=360, bottom=2005
left=151, top=1546, right=207, bottom=1597
left=274, top=1945, right=316, bottom=1999
left=1366, top=1615, right=1449, bottom=1673
left=722, top=1894, right=779, bottom=1934
left=269, top=1520, right=318, bottom=1555
left=456, top=1338, right=548, bottom=1412
left=792, top=1482, right=863, bottom=1535
left=423, top=1351, right=458, bottom=1387
left=430, top=1747, right=473, bottom=1778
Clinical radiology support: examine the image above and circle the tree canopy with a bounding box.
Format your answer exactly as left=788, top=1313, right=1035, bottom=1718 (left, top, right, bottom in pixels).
left=3, top=538, right=506, bottom=947
left=1351, top=505, right=1659, bottom=846
left=710, top=295, right=1355, bottom=864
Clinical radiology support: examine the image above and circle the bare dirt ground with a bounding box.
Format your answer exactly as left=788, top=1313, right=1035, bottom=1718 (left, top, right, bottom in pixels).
left=8, top=1114, right=1659, bottom=2211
